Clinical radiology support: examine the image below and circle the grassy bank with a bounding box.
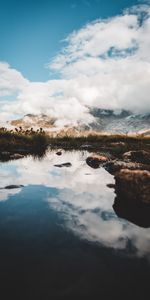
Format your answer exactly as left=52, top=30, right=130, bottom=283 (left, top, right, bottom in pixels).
left=0, top=128, right=49, bottom=155
left=49, top=134, right=150, bottom=157
left=0, top=128, right=150, bottom=158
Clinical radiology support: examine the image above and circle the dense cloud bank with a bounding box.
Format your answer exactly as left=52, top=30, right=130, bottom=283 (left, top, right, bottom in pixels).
left=0, top=4, right=150, bottom=126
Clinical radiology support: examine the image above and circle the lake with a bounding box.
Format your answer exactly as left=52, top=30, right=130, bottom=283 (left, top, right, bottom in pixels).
left=0, top=150, right=150, bottom=299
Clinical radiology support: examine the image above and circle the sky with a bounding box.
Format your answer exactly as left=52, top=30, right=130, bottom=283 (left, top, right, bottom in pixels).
left=0, top=0, right=150, bottom=126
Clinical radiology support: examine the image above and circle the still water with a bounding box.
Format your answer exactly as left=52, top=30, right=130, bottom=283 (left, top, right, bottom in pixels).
left=0, top=151, right=150, bottom=299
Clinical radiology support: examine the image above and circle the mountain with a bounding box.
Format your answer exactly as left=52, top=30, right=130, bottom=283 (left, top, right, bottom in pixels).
left=9, top=109, right=150, bottom=135
left=89, top=109, right=150, bottom=134
left=10, top=114, right=56, bottom=129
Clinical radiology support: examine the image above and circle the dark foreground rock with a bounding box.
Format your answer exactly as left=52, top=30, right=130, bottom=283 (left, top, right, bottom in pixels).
left=123, top=150, right=150, bottom=164
left=104, top=160, right=144, bottom=174
left=114, top=169, right=150, bottom=204
left=112, top=169, right=150, bottom=227
left=54, top=162, right=72, bottom=168
left=113, top=195, right=150, bottom=228
left=86, top=155, right=109, bottom=169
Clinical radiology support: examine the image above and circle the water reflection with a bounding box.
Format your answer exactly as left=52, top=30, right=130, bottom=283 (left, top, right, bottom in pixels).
left=0, top=151, right=150, bottom=259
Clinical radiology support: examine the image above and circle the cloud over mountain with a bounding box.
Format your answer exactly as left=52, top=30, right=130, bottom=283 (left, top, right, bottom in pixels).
left=0, top=4, right=150, bottom=126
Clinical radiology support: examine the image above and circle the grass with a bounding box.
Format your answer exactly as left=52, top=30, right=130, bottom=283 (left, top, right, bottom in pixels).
left=0, top=128, right=49, bottom=155
left=48, top=134, right=150, bottom=157
left=0, top=127, right=150, bottom=159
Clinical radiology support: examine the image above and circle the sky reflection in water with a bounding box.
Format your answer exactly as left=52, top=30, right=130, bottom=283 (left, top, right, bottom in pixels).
left=0, top=150, right=150, bottom=260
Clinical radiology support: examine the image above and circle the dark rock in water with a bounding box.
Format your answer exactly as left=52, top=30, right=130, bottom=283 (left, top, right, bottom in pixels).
left=4, top=185, right=24, bottom=189
left=123, top=150, right=150, bottom=164
left=56, top=151, right=62, bottom=156
left=10, top=153, right=24, bottom=160
left=113, top=169, right=150, bottom=227
left=86, top=155, right=109, bottom=169
left=54, top=162, right=72, bottom=168
left=115, top=169, right=150, bottom=204
left=113, top=195, right=150, bottom=228
left=105, top=160, right=143, bottom=174
left=107, top=183, right=115, bottom=189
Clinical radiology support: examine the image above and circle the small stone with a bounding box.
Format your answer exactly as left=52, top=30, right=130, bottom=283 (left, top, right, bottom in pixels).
left=4, top=185, right=24, bottom=189
left=54, top=162, right=72, bottom=168
left=56, top=151, right=62, bottom=156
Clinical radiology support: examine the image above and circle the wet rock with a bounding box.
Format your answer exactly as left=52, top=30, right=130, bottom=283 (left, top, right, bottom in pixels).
left=112, top=169, right=150, bottom=227
left=10, top=153, right=24, bottom=160
left=104, top=160, right=143, bottom=174
left=54, top=162, right=72, bottom=168
left=113, top=195, right=150, bottom=228
left=115, top=169, right=150, bottom=204
left=123, top=150, right=150, bottom=164
left=107, top=183, right=115, bottom=189
left=4, top=185, right=24, bottom=189
left=86, top=155, right=109, bottom=169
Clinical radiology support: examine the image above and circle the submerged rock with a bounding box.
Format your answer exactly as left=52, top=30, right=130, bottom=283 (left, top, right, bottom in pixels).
left=54, top=162, right=72, bottom=168
left=123, top=150, right=150, bottom=164
left=86, top=155, right=109, bottom=169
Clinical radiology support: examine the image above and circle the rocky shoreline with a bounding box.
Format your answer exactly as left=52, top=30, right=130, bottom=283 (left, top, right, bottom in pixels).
left=85, top=150, right=150, bottom=227
left=0, top=137, right=150, bottom=227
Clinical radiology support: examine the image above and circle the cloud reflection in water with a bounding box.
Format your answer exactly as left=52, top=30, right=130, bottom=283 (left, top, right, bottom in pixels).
left=0, top=151, right=150, bottom=259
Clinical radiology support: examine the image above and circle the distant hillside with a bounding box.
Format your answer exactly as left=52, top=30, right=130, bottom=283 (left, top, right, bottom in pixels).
left=11, top=114, right=56, bottom=129
left=9, top=109, right=150, bottom=135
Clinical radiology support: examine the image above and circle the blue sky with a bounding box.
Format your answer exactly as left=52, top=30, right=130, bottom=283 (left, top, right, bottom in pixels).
left=0, top=0, right=150, bottom=124
left=0, top=0, right=141, bottom=81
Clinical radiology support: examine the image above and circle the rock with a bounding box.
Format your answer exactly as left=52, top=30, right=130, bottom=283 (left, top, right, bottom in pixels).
left=112, top=169, right=150, bottom=227
left=10, top=153, right=24, bottom=160
left=114, top=169, right=150, bottom=204
left=56, top=151, right=62, bottom=156
left=104, top=160, right=144, bottom=174
left=4, top=185, right=24, bottom=189
left=86, top=155, right=109, bottom=169
left=54, top=162, right=72, bottom=168
left=107, top=183, right=115, bottom=189
left=113, top=195, right=150, bottom=228
left=123, top=150, right=150, bottom=164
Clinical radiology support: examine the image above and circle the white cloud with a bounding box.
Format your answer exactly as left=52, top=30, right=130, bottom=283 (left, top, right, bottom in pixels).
left=0, top=4, right=150, bottom=126
left=1, top=151, right=150, bottom=258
